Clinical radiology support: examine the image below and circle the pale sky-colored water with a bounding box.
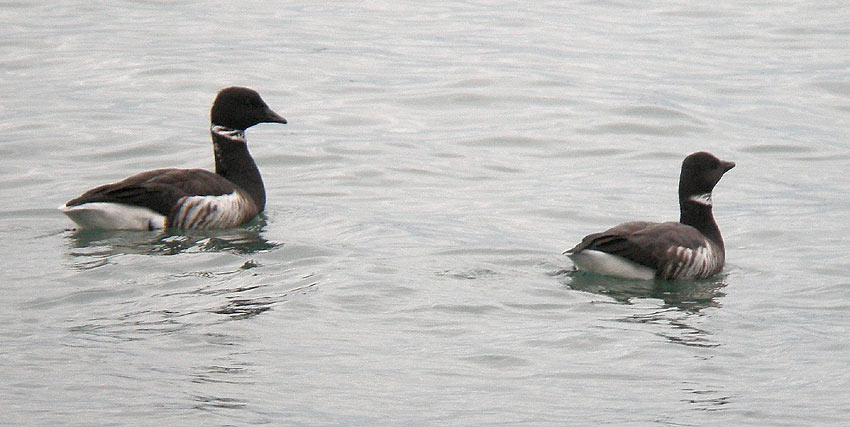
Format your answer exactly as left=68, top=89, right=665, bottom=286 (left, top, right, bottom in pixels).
left=2, top=1, right=849, bottom=424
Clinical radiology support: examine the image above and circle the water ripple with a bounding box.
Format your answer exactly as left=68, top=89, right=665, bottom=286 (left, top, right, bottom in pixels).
left=4, top=0, right=850, bottom=425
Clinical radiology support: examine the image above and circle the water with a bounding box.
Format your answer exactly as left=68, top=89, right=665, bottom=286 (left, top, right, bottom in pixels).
left=2, top=1, right=850, bottom=425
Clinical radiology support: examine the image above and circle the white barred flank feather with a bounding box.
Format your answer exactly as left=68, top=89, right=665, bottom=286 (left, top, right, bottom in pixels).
left=169, top=191, right=253, bottom=229
left=660, top=240, right=721, bottom=280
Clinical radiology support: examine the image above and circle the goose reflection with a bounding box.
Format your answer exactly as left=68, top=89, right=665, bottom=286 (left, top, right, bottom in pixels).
left=563, top=270, right=727, bottom=311
left=64, top=214, right=280, bottom=266
left=562, top=272, right=728, bottom=349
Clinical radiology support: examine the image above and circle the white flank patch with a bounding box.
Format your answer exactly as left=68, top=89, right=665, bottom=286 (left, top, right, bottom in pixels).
left=59, top=202, right=165, bottom=230
left=568, top=249, right=656, bottom=281
left=171, top=191, right=252, bottom=229
left=688, top=192, right=712, bottom=206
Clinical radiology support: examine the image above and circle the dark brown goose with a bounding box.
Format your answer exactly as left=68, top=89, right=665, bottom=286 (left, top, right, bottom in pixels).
left=60, top=87, right=287, bottom=230
left=565, top=152, right=735, bottom=280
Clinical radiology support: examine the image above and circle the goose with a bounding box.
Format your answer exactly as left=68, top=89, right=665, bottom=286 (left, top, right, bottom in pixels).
left=60, top=86, right=287, bottom=230
left=565, top=152, right=735, bottom=280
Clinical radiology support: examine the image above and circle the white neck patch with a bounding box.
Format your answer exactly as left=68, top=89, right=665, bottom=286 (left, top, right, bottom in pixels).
left=688, top=192, right=712, bottom=206
left=211, top=125, right=246, bottom=143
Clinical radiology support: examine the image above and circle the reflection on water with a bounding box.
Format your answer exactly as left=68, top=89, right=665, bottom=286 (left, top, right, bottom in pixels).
left=63, top=216, right=280, bottom=268
left=680, top=383, right=733, bottom=411
left=560, top=270, right=727, bottom=349
left=562, top=270, right=727, bottom=311
left=64, top=281, right=320, bottom=342
left=67, top=309, right=192, bottom=344
left=215, top=280, right=318, bottom=321
left=618, top=307, right=721, bottom=348
left=192, top=394, right=248, bottom=411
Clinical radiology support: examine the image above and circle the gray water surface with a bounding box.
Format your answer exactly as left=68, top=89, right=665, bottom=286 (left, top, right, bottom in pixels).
left=2, top=1, right=850, bottom=425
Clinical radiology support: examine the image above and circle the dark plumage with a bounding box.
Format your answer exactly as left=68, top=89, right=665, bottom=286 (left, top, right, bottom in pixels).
left=60, top=87, right=287, bottom=230
left=565, top=152, right=735, bottom=280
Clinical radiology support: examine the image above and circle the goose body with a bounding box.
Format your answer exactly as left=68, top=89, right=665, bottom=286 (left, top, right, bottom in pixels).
left=565, top=152, right=735, bottom=280
left=60, top=87, right=287, bottom=230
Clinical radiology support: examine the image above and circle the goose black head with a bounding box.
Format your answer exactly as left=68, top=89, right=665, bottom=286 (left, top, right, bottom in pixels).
left=678, top=151, right=735, bottom=203
left=210, top=86, right=287, bottom=131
